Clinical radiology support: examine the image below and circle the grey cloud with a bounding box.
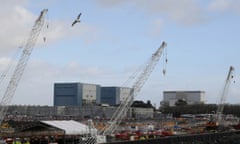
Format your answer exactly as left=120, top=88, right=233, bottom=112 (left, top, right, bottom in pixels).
left=208, top=0, right=240, bottom=15
left=96, top=0, right=129, bottom=7
left=96, top=0, right=207, bottom=26
left=0, top=3, right=35, bottom=56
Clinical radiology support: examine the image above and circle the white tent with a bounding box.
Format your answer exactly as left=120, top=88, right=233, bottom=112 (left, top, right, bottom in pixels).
left=41, top=120, right=97, bottom=135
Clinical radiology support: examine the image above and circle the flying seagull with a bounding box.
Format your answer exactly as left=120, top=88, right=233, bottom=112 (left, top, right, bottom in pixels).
left=72, top=13, right=81, bottom=27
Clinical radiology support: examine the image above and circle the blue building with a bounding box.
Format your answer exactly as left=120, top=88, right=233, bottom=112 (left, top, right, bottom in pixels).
left=99, top=87, right=132, bottom=106
left=54, top=83, right=101, bottom=106
left=100, top=87, right=120, bottom=106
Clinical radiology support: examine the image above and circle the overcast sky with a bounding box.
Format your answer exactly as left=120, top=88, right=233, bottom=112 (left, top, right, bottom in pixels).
left=0, top=0, right=240, bottom=107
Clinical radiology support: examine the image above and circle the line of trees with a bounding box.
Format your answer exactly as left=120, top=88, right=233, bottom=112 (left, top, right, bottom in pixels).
left=160, top=104, right=240, bottom=117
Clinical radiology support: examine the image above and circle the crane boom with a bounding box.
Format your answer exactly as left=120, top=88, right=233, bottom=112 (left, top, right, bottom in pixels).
left=102, top=41, right=167, bottom=135
left=0, top=9, right=48, bottom=124
left=216, top=66, right=234, bottom=124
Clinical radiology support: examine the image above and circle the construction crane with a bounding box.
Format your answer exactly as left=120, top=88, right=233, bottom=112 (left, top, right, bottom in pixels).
left=206, top=66, right=235, bottom=130
left=0, top=9, right=48, bottom=125
left=100, top=41, right=167, bottom=136
left=216, top=66, right=234, bottom=124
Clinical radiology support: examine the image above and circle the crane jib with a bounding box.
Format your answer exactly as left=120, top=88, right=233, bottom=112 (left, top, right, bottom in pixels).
left=0, top=9, right=48, bottom=125
left=101, top=41, right=167, bottom=136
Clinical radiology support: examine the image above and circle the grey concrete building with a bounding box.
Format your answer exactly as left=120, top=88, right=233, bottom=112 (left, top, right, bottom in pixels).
left=161, top=91, right=205, bottom=107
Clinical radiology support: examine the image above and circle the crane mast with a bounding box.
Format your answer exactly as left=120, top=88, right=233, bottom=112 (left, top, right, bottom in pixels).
left=0, top=9, right=48, bottom=124
left=216, top=66, right=234, bottom=124
left=102, top=41, right=167, bottom=135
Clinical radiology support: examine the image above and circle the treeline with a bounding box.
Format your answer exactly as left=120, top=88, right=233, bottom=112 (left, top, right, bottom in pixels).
left=160, top=104, right=240, bottom=117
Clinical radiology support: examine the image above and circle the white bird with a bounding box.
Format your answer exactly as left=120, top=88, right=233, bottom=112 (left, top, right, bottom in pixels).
left=72, top=13, right=81, bottom=27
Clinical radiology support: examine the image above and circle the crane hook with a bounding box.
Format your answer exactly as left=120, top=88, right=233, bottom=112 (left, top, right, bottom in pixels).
left=163, top=69, right=166, bottom=75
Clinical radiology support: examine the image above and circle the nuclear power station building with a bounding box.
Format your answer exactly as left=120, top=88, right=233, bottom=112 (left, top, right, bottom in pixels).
left=54, top=82, right=132, bottom=107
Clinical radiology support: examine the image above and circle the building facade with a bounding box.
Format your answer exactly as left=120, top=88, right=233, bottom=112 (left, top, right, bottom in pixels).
left=161, top=91, right=205, bottom=107
left=130, top=107, right=154, bottom=119
left=81, top=83, right=101, bottom=105
left=5, top=105, right=156, bottom=120
left=54, top=82, right=132, bottom=106
left=99, top=87, right=119, bottom=106
left=119, top=87, right=132, bottom=102
left=98, top=87, right=132, bottom=106
left=54, top=83, right=101, bottom=107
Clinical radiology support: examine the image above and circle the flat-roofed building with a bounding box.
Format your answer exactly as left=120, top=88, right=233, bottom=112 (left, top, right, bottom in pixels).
left=99, top=87, right=132, bottom=106
left=161, top=91, right=205, bottom=107
left=54, top=83, right=101, bottom=106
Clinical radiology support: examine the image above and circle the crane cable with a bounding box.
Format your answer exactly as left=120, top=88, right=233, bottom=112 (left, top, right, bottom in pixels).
left=42, top=13, right=49, bottom=43
left=0, top=11, right=49, bottom=85
left=162, top=46, right=167, bottom=75
left=122, top=47, right=168, bottom=87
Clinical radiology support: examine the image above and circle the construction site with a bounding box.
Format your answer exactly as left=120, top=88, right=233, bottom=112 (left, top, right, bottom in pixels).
left=0, top=7, right=240, bottom=144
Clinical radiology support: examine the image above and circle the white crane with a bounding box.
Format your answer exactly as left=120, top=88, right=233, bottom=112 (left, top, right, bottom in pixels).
left=100, top=41, right=167, bottom=136
left=0, top=9, right=48, bottom=125
left=216, top=66, right=234, bottom=124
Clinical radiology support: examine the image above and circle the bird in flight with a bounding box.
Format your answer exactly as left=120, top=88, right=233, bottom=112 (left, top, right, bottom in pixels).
left=72, top=13, right=81, bottom=27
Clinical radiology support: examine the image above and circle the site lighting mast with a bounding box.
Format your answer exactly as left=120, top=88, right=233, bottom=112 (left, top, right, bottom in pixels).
left=0, top=9, right=48, bottom=125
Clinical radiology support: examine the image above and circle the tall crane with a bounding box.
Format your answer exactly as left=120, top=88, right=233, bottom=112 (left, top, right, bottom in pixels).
left=101, top=41, right=167, bottom=136
left=0, top=9, right=48, bottom=125
left=206, top=66, right=235, bottom=130
left=216, top=66, right=234, bottom=124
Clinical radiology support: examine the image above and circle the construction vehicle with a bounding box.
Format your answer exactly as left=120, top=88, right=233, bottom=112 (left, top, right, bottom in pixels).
left=206, top=66, right=235, bottom=131
left=0, top=9, right=48, bottom=125
left=95, top=41, right=167, bottom=143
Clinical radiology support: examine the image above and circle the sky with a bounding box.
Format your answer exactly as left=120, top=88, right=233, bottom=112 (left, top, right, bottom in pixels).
left=0, top=0, right=240, bottom=107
